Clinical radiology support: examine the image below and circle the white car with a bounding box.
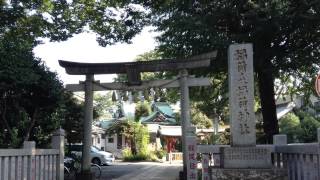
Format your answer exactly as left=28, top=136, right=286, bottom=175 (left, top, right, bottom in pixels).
left=90, top=146, right=115, bottom=165
left=69, top=145, right=115, bottom=165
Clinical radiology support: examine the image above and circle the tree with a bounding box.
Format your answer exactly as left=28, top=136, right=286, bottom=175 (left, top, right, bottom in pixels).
left=134, top=101, right=151, bottom=122
left=1, top=0, right=148, bottom=47
left=0, top=36, right=64, bottom=147
left=1, top=0, right=153, bottom=147
left=190, top=104, right=213, bottom=129
left=107, top=119, right=150, bottom=155
left=132, top=0, right=320, bottom=143
left=94, top=92, right=116, bottom=119
left=279, top=112, right=301, bottom=143
left=56, top=92, right=84, bottom=144
left=296, top=111, right=320, bottom=143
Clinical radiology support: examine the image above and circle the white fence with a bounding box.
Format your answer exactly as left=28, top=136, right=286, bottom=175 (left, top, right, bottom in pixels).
left=273, top=143, right=320, bottom=180
left=197, top=128, right=320, bottom=180
left=0, top=129, right=64, bottom=180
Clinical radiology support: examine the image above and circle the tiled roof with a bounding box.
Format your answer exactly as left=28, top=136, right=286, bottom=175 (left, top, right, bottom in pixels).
left=152, top=102, right=175, bottom=117
left=140, top=111, right=176, bottom=125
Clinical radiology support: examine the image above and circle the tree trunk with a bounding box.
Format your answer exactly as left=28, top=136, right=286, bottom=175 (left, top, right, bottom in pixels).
left=257, top=66, right=279, bottom=143
left=24, top=108, right=38, bottom=141
left=131, top=138, right=137, bottom=155
left=0, top=96, right=14, bottom=138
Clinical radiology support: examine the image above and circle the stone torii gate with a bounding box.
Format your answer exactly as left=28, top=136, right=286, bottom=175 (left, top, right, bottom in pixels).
left=59, top=51, right=217, bottom=179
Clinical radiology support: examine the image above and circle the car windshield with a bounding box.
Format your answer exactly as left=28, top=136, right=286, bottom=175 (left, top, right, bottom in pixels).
left=91, top=146, right=101, bottom=153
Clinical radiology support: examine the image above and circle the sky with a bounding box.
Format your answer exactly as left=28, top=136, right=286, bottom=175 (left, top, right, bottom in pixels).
left=33, top=27, right=158, bottom=85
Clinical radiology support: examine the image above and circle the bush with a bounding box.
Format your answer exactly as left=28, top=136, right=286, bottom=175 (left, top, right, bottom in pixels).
left=123, top=153, right=148, bottom=161
left=219, top=128, right=230, bottom=144
left=280, top=111, right=320, bottom=143
left=123, top=147, right=151, bottom=161
left=154, top=149, right=167, bottom=159
left=134, top=123, right=149, bottom=156
left=297, top=114, right=320, bottom=143
left=135, top=102, right=151, bottom=122
left=122, top=147, right=132, bottom=158
left=279, top=112, right=301, bottom=143
left=122, top=148, right=163, bottom=162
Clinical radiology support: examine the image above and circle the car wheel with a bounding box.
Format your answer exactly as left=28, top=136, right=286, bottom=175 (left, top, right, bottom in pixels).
left=92, top=158, right=101, bottom=165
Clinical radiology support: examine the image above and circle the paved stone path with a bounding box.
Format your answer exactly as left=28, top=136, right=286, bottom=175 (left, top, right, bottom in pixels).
left=100, top=161, right=182, bottom=180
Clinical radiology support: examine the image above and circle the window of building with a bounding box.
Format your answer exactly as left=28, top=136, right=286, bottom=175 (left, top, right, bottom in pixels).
left=117, top=135, right=122, bottom=149
left=98, top=137, right=100, bottom=144
left=108, top=137, right=114, bottom=143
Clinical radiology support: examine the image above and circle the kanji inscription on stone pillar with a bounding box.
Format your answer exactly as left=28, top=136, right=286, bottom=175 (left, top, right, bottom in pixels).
left=228, top=43, right=256, bottom=146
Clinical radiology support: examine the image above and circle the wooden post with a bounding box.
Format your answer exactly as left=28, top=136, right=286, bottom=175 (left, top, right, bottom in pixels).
left=51, top=128, right=65, bottom=180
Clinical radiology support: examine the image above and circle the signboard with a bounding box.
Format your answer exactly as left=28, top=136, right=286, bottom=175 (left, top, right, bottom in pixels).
left=201, top=154, right=210, bottom=180
left=186, top=136, right=197, bottom=180
left=220, top=147, right=272, bottom=168
left=316, top=74, right=320, bottom=96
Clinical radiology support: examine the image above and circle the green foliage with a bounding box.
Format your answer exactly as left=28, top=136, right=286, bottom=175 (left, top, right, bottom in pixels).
left=0, top=38, right=64, bottom=147
left=0, top=0, right=154, bottom=148
left=298, top=114, right=320, bottom=143
left=135, top=50, right=163, bottom=62
left=174, top=103, right=213, bottom=128
left=279, top=111, right=320, bottom=143
left=218, top=128, right=231, bottom=145
left=132, top=0, right=320, bottom=142
left=123, top=153, right=148, bottom=162
left=134, top=123, right=150, bottom=156
left=134, top=102, right=151, bottom=122
left=1, top=1, right=149, bottom=47
left=57, top=92, right=84, bottom=144
left=108, top=120, right=150, bottom=158
left=190, top=104, right=213, bottom=129
left=279, top=113, right=301, bottom=143
left=123, top=149, right=160, bottom=162
left=154, top=149, right=167, bottom=159
left=93, top=92, right=116, bottom=120
left=122, top=147, right=133, bottom=159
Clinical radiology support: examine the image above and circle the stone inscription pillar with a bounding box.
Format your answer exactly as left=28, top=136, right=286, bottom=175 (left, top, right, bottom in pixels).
left=82, top=74, right=94, bottom=172
left=228, top=43, right=256, bottom=146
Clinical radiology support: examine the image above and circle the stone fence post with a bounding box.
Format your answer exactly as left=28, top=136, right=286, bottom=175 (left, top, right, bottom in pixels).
left=317, top=128, right=320, bottom=143
left=24, top=141, right=36, bottom=180
left=51, top=128, right=65, bottom=180
left=273, top=134, right=287, bottom=145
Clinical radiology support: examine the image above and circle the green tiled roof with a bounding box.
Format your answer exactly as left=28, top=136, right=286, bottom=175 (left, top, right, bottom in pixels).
left=97, top=120, right=115, bottom=129
left=140, top=109, right=176, bottom=125
left=152, top=102, right=175, bottom=117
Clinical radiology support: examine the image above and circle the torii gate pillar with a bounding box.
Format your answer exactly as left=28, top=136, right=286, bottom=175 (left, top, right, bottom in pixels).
left=179, top=69, right=191, bottom=178
left=79, top=74, right=94, bottom=179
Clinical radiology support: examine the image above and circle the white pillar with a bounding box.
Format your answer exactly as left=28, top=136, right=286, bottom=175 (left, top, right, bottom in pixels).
left=213, top=109, right=219, bottom=143
left=52, top=128, right=65, bottom=180
left=82, top=74, right=94, bottom=172
left=179, top=69, right=191, bottom=177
